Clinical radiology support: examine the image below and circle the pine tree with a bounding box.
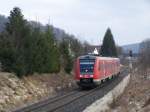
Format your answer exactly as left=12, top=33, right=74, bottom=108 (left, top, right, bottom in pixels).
left=0, top=33, right=16, bottom=72
left=44, top=25, right=60, bottom=73
left=27, top=27, right=44, bottom=73
left=1, top=7, right=85, bottom=76
left=27, top=26, right=60, bottom=73
left=1, top=7, right=31, bottom=76
left=100, top=28, right=118, bottom=57
left=60, top=39, right=73, bottom=74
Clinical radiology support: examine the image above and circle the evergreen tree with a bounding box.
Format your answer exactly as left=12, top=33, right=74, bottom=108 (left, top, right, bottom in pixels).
left=100, top=28, right=118, bottom=57
left=27, top=27, right=45, bottom=73
left=44, top=25, right=60, bottom=73
left=0, top=7, right=31, bottom=76
left=0, top=33, right=16, bottom=72
left=0, top=7, right=84, bottom=76
left=60, top=39, right=73, bottom=74
left=28, top=26, right=60, bottom=73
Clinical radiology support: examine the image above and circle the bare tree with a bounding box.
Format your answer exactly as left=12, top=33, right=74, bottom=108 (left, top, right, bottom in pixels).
left=139, top=39, right=150, bottom=75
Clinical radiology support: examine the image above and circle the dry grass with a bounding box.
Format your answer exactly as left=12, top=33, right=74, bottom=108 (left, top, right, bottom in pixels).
left=109, top=68, right=150, bottom=112
left=22, top=72, right=75, bottom=90
left=0, top=72, right=76, bottom=111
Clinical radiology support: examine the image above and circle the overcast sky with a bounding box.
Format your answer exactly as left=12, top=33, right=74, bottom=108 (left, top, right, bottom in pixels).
left=0, top=0, right=150, bottom=45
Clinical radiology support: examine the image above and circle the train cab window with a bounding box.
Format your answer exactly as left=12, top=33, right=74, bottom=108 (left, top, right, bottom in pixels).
left=79, top=59, right=95, bottom=74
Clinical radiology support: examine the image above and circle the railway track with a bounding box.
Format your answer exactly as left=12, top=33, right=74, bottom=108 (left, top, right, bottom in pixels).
left=13, top=69, right=128, bottom=112
left=13, top=85, right=102, bottom=112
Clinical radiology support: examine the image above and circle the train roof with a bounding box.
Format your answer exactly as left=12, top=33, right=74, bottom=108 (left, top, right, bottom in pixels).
left=79, top=55, right=119, bottom=61
left=96, top=56, right=119, bottom=60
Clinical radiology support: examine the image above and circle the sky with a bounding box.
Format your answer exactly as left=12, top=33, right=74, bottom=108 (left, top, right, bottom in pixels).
left=0, top=0, right=150, bottom=45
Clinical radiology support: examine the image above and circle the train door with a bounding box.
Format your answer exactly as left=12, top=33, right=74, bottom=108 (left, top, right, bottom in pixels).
left=99, top=60, right=105, bottom=79
left=103, top=61, right=106, bottom=78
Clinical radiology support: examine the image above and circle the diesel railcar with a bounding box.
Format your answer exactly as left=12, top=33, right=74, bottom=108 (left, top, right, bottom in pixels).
left=75, top=55, right=120, bottom=87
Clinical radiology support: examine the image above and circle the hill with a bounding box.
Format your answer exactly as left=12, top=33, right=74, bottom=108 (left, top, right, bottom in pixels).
left=0, top=14, right=70, bottom=41
left=122, top=43, right=140, bottom=54
left=0, top=15, right=8, bottom=32
left=0, top=14, right=141, bottom=55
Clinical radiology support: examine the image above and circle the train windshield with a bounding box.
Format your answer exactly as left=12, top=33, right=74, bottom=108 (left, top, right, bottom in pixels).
left=80, top=59, right=95, bottom=74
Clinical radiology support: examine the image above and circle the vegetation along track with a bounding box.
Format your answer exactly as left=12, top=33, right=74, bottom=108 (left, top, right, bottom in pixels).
left=13, top=68, right=128, bottom=112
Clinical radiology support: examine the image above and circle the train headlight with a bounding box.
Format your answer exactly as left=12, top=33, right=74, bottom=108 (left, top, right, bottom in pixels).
left=80, top=75, right=83, bottom=77
left=90, top=75, right=93, bottom=77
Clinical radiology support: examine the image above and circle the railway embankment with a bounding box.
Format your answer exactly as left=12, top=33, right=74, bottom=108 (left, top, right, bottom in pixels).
left=83, top=73, right=131, bottom=112
left=108, top=68, right=150, bottom=112
left=0, top=72, right=75, bottom=112
left=84, top=68, right=150, bottom=112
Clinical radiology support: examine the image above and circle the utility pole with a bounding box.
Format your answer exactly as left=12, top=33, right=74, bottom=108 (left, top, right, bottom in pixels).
left=129, top=50, right=133, bottom=70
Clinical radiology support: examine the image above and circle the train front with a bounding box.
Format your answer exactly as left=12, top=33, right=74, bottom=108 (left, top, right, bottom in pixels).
left=75, top=55, right=97, bottom=87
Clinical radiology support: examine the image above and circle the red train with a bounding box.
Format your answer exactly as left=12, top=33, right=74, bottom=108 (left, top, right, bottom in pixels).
left=75, top=55, right=120, bottom=87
